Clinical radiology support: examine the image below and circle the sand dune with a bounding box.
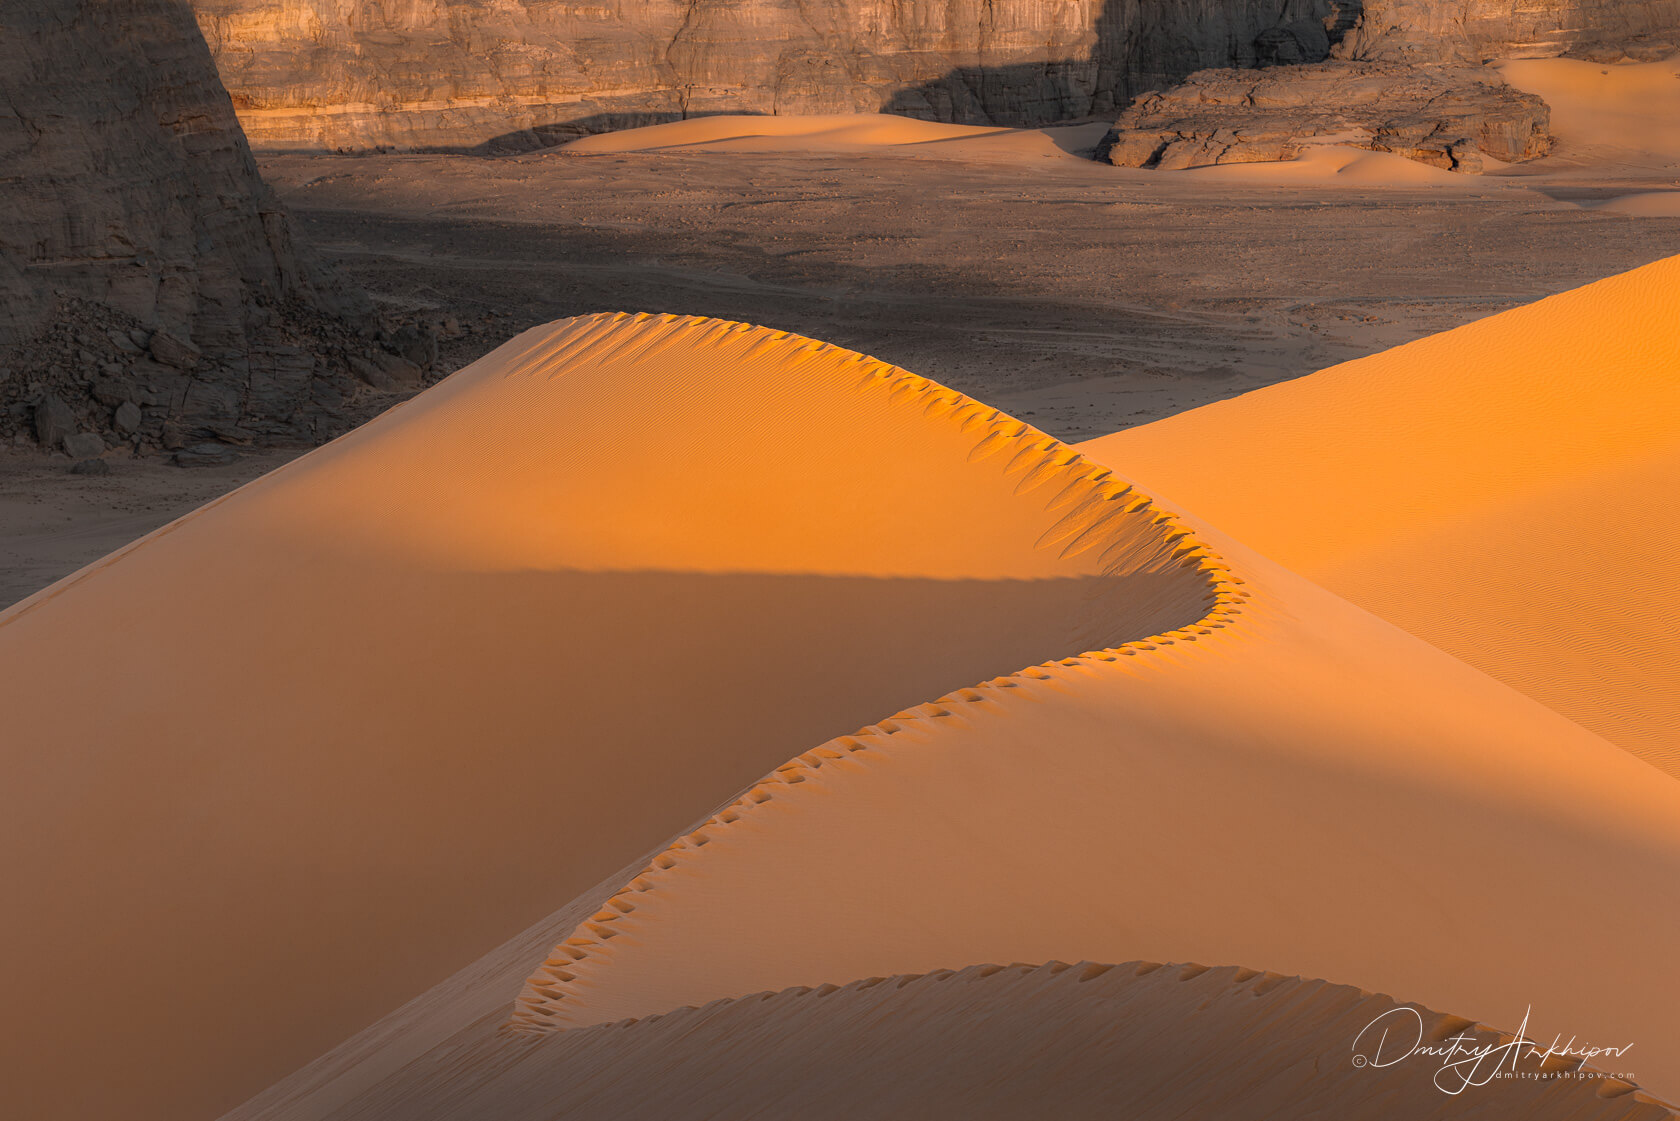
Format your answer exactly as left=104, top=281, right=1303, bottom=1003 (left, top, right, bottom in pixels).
left=232, top=961, right=1676, bottom=1121
left=501, top=504, right=1680, bottom=1097
left=560, top=113, right=1105, bottom=161
left=1078, top=254, right=1680, bottom=767
left=1589, top=191, right=1680, bottom=216
left=0, top=315, right=1213, bottom=1121
left=1496, top=54, right=1680, bottom=165
left=8, top=282, right=1673, bottom=1118
left=1182, top=143, right=1479, bottom=186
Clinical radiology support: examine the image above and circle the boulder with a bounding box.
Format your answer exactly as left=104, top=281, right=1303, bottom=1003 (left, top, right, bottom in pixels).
left=62, top=432, right=105, bottom=459
left=173, top=442, right=239, bottom=468
left=147, top=331, right=201, bottom=371
left=113, top=401, right=142, bottom=434
left=32, top=394, right=75, bottom=449
left=350, top=353, right=424, bottom=391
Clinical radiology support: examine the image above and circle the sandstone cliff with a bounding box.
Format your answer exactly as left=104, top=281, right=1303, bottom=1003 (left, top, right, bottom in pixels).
left=1344, top=0, right=1680, bottom=63
left=0, top=0, right=425, bottom=458
left=191, top=0, right=1349, bottom=150
left=189, top=0, right=1678, bottom=152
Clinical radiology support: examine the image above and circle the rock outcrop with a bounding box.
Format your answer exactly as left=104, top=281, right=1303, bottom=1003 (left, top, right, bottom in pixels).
left=0, top=0, right=434, bottom=456
left=1099, top=0, right=1679, bottom=173
left=188, top=0, right=1354, bottom=150
left=1098, top=61, right=1552, bottom=171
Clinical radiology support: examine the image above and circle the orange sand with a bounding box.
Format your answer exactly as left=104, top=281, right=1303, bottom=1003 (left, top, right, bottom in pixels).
left=0, top=316, right=1208, bottom=1121
left=234, top=962, right=1678, bottom=1121
left=1496, top=54, right=1680, bottom=165
left=502, top=504, right=1680, bottom=1095
left=560, top=113, right=1104, bottom=161
left=7, top=264, right=1677, bottom=1120
left=1079, top=254, right=1680, bottom=767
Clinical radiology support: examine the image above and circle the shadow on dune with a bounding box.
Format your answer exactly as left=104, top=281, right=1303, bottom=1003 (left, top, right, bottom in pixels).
left=2, top=558, right=1205, bottom=1121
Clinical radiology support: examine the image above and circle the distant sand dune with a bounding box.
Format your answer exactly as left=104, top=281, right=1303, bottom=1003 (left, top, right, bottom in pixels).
left=1589, top=191, right=1680, bottom=216
left=1497, top=54, right=1680, bottom=165
left=559, top=113, right=1106, bottom=161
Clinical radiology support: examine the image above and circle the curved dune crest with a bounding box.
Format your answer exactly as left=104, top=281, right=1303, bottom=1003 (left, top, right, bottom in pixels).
left=234, top=962, right=1678, bottom=1121
left=1078, top=253, right=1680, bottom=768
left=502, top=504, right=1680, bottom=1098
left=0, top=315, right=1217, bottom=1121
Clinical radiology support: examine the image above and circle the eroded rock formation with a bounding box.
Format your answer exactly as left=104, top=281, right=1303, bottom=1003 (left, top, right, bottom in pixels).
left=1098, top=61, right=1552, bottom=171
left=1100, top=0, right=1678, bottom=173
left=190, top=0, right=1352, bottom=150
left=0, top=0, right=435, bottom=457
left=187, top=0, right=1679, bottom=153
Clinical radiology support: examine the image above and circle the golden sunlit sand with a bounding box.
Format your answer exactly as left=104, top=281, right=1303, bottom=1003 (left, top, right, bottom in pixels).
left=559, top=112, right=1107, bottom=162
left=4, top=265, right=1677, bottom=1121
left=0, top=314, right=1212, bottom=1120
left=1079, top=254, right=1680, bottom=768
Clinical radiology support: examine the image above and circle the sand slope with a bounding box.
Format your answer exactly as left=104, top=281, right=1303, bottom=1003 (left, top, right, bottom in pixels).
left=0, top=316, right=1213, bottom=1121
left=233, top=962, right=1676, bottom=1121
left=0, top=310, right=1223, bottom=1121
left=1078, top=254, right=1680, bottom=768
left=1496, top=55, right=1680, bottom=166
left=500, top=503, right=1680, bottom=1098
left=8, top=287, right=1675, bottom=1118
left=560, top=113, right=1104, bottom=161
left=1182, top=142, right=1478, bottom=186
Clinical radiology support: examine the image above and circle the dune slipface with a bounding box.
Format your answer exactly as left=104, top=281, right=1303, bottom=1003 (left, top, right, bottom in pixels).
left=1078, top=253, right=1680, bottom=770
left=0, top=315, right=1215, bottom=1121
left=232, top=962, right=1680, bottom=1121
left=500, top=501, right=1680, bottom=1096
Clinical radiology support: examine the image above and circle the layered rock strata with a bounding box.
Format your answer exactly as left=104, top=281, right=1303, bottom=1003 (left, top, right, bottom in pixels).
left=187, top=0, right=1679, bottom=152
left=189, top=0, right=1353, bottom=150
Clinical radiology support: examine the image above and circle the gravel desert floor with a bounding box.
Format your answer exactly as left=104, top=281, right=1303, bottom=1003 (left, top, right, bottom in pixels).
left=4, top=121, right=1679, bottom=607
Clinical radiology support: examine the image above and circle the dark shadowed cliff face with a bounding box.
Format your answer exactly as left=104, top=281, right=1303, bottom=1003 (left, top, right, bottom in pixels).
left=0, top=1, right=408, bottom=453
left=0, top=0, right=336, bottom=346
left=189, top=0, right=1353, bottom=149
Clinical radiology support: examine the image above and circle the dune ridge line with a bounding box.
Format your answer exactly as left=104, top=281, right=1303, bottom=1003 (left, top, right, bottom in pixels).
left=504, top=324, right=1250, bottom=1030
